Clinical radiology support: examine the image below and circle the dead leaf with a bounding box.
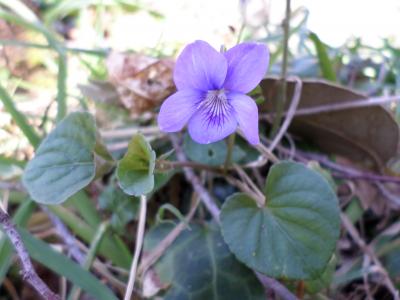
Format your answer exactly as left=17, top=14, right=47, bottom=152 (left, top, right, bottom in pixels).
left=106, top=52, right=175, bottom=116
left=260, top=77, right=399, bottom=170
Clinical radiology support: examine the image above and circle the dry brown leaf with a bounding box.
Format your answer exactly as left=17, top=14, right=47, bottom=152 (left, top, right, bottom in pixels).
left=260, top=77, right=399, bottom=170
left=106, top=52, right=175, bottom=116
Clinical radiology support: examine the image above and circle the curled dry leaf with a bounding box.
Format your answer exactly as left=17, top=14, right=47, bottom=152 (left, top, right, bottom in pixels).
left=106, top=52, right=175, bottom=116
left=260, top=77, right=400, bottom=170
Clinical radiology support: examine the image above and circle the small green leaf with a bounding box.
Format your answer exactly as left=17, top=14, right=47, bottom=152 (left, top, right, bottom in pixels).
left=22, top=112, right=97, bottom=204
left=117, top=134, right=155, bottom=196
left=144, top=223, right=265, bottom=299
left=309, top=32, right=337, bottom=81
left=221, top=161, right=340, bottom=279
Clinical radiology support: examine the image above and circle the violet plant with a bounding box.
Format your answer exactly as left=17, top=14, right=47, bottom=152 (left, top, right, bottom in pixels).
left=20, top=40, right=340, bottom=299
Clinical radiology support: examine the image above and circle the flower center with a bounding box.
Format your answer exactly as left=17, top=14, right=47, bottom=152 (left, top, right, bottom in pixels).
left=198, top=89, right=231, bottom=127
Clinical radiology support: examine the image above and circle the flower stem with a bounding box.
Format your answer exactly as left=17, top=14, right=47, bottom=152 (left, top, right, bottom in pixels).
left=224, top=133, right=236, bottom=172
left=124, top=195, right=147, bottom=300
left=270, top=0, right=291, bottom=137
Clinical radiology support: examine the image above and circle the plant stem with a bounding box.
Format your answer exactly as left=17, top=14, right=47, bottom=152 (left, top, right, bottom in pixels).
left=270, top=0, right=291, bottom=137
left=124, top=195, right=147, bottom=300
left=224, top=133, right=236, bottom=172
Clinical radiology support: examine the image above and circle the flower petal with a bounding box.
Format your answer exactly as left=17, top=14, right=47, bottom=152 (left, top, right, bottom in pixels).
left=158, top=89, right=204, bottom=132
left=188, top=106, right=237, bottom=144
left=228, top=92, right=260, bottom=145
left=223, top=42, right=269, bottom=93
left=174, top=40, right=228, bottom=91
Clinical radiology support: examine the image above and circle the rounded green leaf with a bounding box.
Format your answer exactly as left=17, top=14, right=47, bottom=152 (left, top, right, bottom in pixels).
left=116, top=134, right=156, bottom=196
left=144, top=223, right=265, bottom=299
left=22, top=112, right=97, bottom=204
left=220, top=161, right=340, bottom=279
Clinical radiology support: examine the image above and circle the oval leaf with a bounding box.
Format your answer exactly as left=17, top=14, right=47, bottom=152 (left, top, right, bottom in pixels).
left=144, top=223, right=265, bottom=299
left=220, top=161, right=340, bottom=279
left=117, top=133, right=155, bottom=196
left=22, top=112, right=97, bottom=204
left=260, top=78, right=399, bottom=169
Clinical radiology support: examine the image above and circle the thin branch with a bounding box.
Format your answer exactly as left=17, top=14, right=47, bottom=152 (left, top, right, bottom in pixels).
left=170, top=134, right=220, bottom=222
left=341, top=214, right=400, bottom=300
left=256, top=273, right=298, bottom=300
left=270, top=0, right=291, bottom=136
left=100, top=126, right=161, bottom=139
left=239, top=130, right=279, bottom=163
left=299, top=150, right=400, bottom=184
left=41, top=206, right=85, bottom=264
left=124, top=195, right=147, bottom=300
left=0, top=207, right=60, bottom=300
left=268, top=77, right=302, bottom=152
left=261, top=94, right=400, bottom=119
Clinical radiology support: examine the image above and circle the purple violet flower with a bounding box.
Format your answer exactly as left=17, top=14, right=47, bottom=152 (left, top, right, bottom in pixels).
left=158, top=40, right=269, bottom=145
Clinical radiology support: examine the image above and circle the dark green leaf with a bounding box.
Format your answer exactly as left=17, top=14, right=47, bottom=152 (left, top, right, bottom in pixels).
left=117, top=134, right=155, bottom=196
left=99, top=185, right=139, bottom=232
left=305, top=255, right=336, bottom=293
left=221, top=161, right=340, bottom=279
left=22, top=112, right=97, bottom=204
left=183, top=133, right=245, bottom=166
left=144, top=223, right=265, bottom=299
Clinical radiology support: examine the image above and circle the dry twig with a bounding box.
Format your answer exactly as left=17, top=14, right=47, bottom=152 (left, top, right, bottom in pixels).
left=0, top=207, right=60, bottom=300
left=268, top=76, right=302, bottom=152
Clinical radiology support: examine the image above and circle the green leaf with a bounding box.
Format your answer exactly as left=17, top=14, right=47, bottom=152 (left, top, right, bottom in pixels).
left=117, top=134, right=155, bottom=196
left=19, top=229, right=118, bottom=300
left=22, top=112, right=97, bottom=204
left=183, top=133, right=245, bottom=166
left=309, top=32, right=337, bottom=81
left=99, top=185, right=139, bottom=232
left=305, top=255, right=336, bottom=293
left=144, top=223, right=265, bottom=299
left=220, top=161, right=340, bottom=279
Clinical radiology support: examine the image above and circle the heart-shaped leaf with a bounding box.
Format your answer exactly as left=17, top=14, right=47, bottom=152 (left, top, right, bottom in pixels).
left=144, top=223, right=265, bottom=299
left=220, top=161, right=340, bottom=279
left=116, top=133, right=156, bottom=196
left=22, top=112, right=97, bottom=204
